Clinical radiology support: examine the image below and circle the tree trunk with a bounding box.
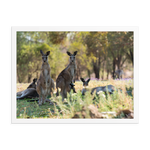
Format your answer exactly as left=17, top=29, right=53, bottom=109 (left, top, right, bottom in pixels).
left=107, top=69, right=109, bottom=80
left=17, top=74, right=21, bottom=83
left=88, top=69, right=90, bottom=78
left=36, top=71, right=39, bottom=80
left=102, top=61, right=105, bottom=80
left=123, top=48, right=133, bottom=66
left=117, top=55, right=122, bottom=70
left=28, top=74, right=32, bottom=83
left=120, top=57, right=127, bottom=68
left=129, top=49, right=133, bottom=66
left=93, top=61, right=100, bottom=79
left=112, top=58, right=116, bottom=79
left=95, top=69, right=100, bottom=79
left=76, top=71, right=79, bottom=80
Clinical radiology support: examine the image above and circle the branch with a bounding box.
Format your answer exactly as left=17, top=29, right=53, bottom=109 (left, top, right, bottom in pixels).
left=129, top=49, right=133, bottom=60
left=33, top=68, right=41, bottom=73
left=120, top=57, right=127, bottom=67
left=110, top=48, right=115, bottom=58
left=122, top=49, right=131, bottom=59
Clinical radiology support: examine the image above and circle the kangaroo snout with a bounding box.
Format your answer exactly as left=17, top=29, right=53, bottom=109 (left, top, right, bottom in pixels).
left=43, top=58, right=47, bottom=62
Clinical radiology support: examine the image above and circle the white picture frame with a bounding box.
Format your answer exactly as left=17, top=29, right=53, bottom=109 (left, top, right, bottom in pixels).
left=9, top=24, right=141, bottom=126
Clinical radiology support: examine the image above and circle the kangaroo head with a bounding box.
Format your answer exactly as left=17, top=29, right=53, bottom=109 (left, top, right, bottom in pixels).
left=40, top=50, right=50, bottom=63
left=67, top=51, right=77, bottom=64
left=27, top=78, right=37, bottom=89
left=80, top=78, right=90, bottom=88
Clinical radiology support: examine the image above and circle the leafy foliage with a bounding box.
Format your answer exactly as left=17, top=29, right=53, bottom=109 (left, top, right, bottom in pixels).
left=17, top=32, right=68, bottom=82
left=17, top=31, right=133, bottom=82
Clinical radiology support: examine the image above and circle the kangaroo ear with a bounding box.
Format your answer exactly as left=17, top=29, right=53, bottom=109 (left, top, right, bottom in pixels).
left=87, top=78, right=90, bottom=83
left=80, top=78, right=85, bottom=82
left=74, top=51, right=78, bottom=56
left=40, top=50, right=44, bottom=55
left=67, top=51, right=71, bottom=56
left=46, top=51, right=50, bottom=56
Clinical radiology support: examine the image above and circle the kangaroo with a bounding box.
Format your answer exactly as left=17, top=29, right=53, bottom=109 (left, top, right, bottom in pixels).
left=17, top=78, right=37, bottom=96
left=80, top=78, right=116, bottom=95
left=36, top=50, right=55, bottom=106
left=17, top=78, right=39, bottom=100
left=17, top=88, right=39, bottom=100
left=56, top=51, right=77, bottom=100
left=80, top=78, right=90, bottom=95
left=115, top=69, right=124, bottom=79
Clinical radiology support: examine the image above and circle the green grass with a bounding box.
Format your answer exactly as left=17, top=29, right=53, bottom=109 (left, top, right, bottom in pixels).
left=17, top=79, right=134, bottom=119
left=17, top=100, right=53, bottom=118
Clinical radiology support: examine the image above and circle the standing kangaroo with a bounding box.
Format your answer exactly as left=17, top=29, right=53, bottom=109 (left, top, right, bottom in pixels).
left=56, top=51, right=77, bottom=100
left=36, top=50, right=55, bottom=106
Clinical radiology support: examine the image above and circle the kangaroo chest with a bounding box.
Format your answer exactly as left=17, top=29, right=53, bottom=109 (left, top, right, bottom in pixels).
left=43, top=69, right=48, bottom=76
left=41, top=70, right=51, bottom=95
left=71, top=68, right=74, bottom=77
left=70, top=65, right=75, bottom=79
left=43, top=69, right=49, bottom=82
left=41, top=65, right=51, bottom=90
left=42, top=64, right=50, bottom=79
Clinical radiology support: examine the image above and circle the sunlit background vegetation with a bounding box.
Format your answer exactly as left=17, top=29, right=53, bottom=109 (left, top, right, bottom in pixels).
left=17, top=31, right=133, bottom=82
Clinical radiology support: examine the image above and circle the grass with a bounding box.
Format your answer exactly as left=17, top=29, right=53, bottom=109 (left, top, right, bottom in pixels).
left=16, top=79, right=134, bottom=119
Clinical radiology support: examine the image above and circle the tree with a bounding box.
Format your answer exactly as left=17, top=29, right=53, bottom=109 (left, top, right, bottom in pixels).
left=123, top=32, right=133, bottom=66
left=17, top=31, right=133, bottom=82
left=107, top=32, right=131, bottom=78
left=82, top=32, right=107, bottom=79
left=17, top=32, right=68, bottom=82
left=46, top=32, right=68, bottom=44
